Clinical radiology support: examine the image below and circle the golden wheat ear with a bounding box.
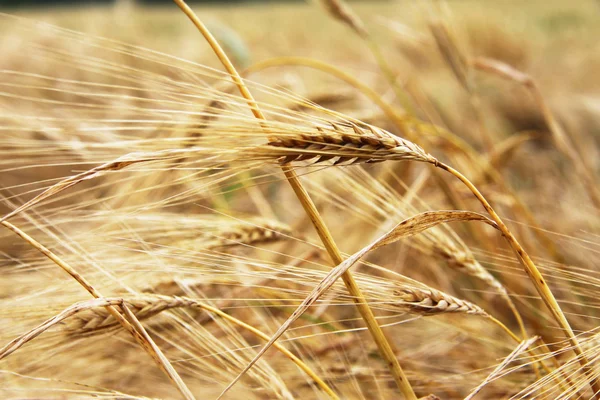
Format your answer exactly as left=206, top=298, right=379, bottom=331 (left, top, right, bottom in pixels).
left=261, top=122, right=436, bottom=166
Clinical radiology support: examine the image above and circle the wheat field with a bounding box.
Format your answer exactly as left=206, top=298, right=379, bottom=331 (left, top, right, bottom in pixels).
left=1, top=1, right=600, bottom=399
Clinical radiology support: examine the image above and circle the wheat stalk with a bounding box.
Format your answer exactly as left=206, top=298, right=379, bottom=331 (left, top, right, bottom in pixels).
left=433, top=161, right=600, bottom=397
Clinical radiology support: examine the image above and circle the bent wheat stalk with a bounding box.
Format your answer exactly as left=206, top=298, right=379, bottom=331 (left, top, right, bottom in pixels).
left=258, top=122, right=435, bottom=166
left=433, top=162, right=600, bottom=398
left=171, top=1, right=418, bottom=398
left=219, top=211, right=500, bottom=396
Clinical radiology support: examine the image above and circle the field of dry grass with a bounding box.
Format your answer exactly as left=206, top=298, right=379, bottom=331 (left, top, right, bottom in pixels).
left=1, top=1, right=600, bottom=399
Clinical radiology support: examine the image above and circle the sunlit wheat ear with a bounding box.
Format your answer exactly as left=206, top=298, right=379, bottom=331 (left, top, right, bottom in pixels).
left=393, top=286, right=489, bottom=316
left=260, top=122, right=437, bottom=166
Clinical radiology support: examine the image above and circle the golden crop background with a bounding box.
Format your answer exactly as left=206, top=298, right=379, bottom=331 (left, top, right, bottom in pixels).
left=1, top=1, right=600, bottom=399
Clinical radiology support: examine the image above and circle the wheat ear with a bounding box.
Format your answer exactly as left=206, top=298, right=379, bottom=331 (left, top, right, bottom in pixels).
left=262, top=122, right=435, bottom=166
left=393, top=286, right=488, bottom=316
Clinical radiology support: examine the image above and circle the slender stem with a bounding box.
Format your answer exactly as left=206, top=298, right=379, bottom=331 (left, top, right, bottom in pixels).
left=172, top=1, right=416, bottom=398
left=1, top=221, right=195, bottom=400
left=281, top=165, right=416, bottom=398
left=191, top=298, right=338, bottom=398
left=499, top=291, right=527, bottom=341
left=436, top=162, right=600, bottom=398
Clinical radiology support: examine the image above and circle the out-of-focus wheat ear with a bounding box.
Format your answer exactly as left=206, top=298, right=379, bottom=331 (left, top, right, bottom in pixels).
left=173, top=219, right=293, bottom=251
left=471, top=56, right=600, bottom=210
left=207, top=219, right=293, bottom=249
left=315, top=0, right=416, bottom=113
left=0, top=298, right=123, bottom=360
left=419, top=395, right=442, bottom=400
left=0, top=221, right=196, bottom=400
left=316, top=0, right=367, bottom=38
left=434, top=160, right=600, bottom=398
left=428, top=17, right=496, bottom=152
left=488, top=131, right=540, bottom=169
left=171, top=1, right=418, bottom=398
left=429, top=20, right=470, bottom=92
